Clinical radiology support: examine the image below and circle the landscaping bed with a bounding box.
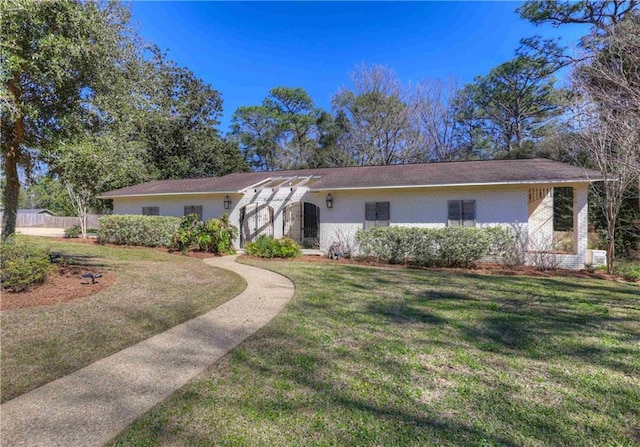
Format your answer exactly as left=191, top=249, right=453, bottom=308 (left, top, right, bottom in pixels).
left=1, top=263, right=115, bottom=311
left=291, top=255, right=626, bottom=281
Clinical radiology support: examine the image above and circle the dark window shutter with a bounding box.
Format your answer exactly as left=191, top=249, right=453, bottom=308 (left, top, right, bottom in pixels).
left=462, top=200, right=476, bottom=227
left=376, top=202, right=390, bottom=222
left=448, top=201, right=461, bottom=227
left=365, top=203, right=377, bottom=221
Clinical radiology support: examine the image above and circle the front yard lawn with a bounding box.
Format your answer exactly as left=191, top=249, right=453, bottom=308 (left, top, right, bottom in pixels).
left=112, top=259, right=639, bottom=446
left=1, top=237, right=246, bottom=403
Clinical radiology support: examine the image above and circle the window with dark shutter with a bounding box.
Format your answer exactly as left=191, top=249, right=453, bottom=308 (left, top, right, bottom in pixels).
left=142, top=207, right=159, bottom=216
left=462, top=200, right=475, bottom=227
left=376, top=202, right=390, bottom=222
left=184, top=206, right=203, bottom=220
left=365, top=202, right=390, bottom=228
left=447, top=201, right=461, bottom=227
left=448, top=200, right=475, bottom=227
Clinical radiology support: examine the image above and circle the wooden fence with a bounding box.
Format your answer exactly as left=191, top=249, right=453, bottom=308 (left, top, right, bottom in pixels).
left=0, top=213, right=105, bottom=229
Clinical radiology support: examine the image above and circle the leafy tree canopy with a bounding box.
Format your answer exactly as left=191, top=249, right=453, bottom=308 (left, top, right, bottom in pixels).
left=1, top=0, right=136, bottom=238
left=23, top=177, right=77, bottom=217
left=137, top=48, right=247, bottom=179
left=518, top=0, right=638, bottom=33
left=232, top=86, right=321, bottom=170
left=460, top=55, right=562, bottom=158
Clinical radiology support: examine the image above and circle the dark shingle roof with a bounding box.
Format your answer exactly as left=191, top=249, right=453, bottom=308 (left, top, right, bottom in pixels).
left=99, top=159, right=603, bottom=198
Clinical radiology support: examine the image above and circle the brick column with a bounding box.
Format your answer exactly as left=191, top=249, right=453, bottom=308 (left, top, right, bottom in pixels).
left=527, top=186, right=554, bottom=251
left=574, top=185, right=589, bottom=267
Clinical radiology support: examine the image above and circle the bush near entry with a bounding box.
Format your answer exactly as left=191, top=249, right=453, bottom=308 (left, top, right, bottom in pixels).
left=245, top=235, right=301, bottom=258
left=171, top=214, right=238, bottom=255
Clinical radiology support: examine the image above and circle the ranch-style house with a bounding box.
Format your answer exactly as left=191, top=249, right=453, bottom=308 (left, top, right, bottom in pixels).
left=100, top=158, right=603, bottom=269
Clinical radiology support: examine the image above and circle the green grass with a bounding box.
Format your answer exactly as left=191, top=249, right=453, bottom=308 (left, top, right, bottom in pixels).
left=1, top=236, right=246, bottom=403
left=110, top=258, right=640, bottom=447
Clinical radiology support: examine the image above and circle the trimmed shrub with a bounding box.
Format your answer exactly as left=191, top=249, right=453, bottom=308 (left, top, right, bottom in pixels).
left=245, top=235, right=301, bottom=258
left=172, top=214, right=239, bottom=254
left=1, top=240, right=53, bottom=292
left=245, top=235, right=278, bottom=258
left=355, top=226, right=513, bottom=268
left=98, top=215, right=181, bottom=247
left=64, top=225, right=82, bottom=238
left=274, top=237, right=301, bottom=258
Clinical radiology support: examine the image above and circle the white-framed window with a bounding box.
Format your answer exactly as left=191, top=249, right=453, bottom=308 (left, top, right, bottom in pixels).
left=365, top=202, right=390, bottom=229
left=447, top=200, right=476, bottom=227
left=142, top=206, right=159, bottom=216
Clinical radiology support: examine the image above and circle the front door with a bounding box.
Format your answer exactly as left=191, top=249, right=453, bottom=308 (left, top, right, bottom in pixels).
left=283, top=202, right=320, bottom=248
left=240, top=203, right=274, bottom=246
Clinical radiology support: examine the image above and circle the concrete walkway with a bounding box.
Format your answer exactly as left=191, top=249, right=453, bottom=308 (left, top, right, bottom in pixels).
left=16, top=227, right=66, bottom=237
left=1, top=256, right=294, bottom=447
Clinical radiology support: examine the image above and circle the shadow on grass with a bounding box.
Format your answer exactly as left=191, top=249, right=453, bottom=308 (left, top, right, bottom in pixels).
left=207, top=259, right=640, bottom=446
left=408, top=281, right=639, bottom=376
left=367, top=301, right=447, bottom=325
left=51, top=252, right=110, bottom=270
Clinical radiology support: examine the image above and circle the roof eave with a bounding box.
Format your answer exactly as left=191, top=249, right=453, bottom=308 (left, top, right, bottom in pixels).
left=311, top=178, right=602, bottom=192
left=99, top=176, right=604, bottom=198
left=97, top=190, right=239, bottom=199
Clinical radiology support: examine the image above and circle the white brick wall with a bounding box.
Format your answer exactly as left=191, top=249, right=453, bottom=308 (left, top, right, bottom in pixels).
left=316, top=185, right=529, bottom=252
left=112, top=193, right=239, bottom=222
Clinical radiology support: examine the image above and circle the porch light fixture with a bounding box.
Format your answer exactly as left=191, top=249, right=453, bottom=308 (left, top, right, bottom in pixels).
left=326, top=193, right=333, bottom=209
left=223, top=195, right=231, bottom=210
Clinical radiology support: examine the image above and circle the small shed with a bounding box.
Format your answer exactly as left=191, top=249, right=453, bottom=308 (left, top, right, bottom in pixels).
left=17, top=209, right=57, bottom=216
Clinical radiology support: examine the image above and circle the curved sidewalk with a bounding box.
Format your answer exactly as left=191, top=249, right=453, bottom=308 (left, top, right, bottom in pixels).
left=1, top=255, right=294, bottom=447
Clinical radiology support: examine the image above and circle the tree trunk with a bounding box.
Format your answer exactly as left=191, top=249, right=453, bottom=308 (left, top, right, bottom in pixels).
left=2, top=149, right=20, bottom=240
left=2, top=78, right=23, bottom=240
left=606, top=204, right=616, bottom=274
left=81, top=207, right=88, bottom=239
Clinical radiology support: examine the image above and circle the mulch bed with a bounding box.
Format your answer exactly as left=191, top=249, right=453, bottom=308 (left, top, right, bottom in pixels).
left=1, top=264, right=115, bottom=311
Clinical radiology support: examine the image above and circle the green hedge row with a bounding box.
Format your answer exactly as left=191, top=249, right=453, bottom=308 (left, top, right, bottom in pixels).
left=355, top=226, right=513, bottom=268
left=98, top=215, right=181, bottom=247
left=1, top=240, right=53, bottom=292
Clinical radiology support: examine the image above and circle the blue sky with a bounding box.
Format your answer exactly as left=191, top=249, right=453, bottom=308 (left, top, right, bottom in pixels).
left=130, top=1, right=590, bottom=133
